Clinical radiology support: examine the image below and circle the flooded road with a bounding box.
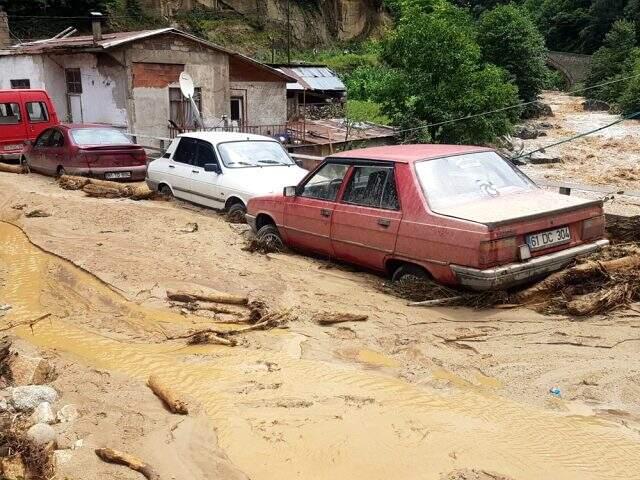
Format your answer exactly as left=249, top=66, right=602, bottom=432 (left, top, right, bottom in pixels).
left=2, top=220, right=640, bottom=480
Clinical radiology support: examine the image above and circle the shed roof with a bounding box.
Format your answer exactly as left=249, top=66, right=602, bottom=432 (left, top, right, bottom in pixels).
left=1, top=28, right=294, bottom=83
left=273, top=65, right=346, bottom=91
left=292, top=118, right=395, bottom=146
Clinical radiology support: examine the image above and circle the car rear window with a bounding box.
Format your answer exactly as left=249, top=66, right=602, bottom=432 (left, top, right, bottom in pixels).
left=217, top=140, right=294, bottom=168
left=70, top=128, right=132, bottom=146
left=415, top=151, right=536, bottom=211
left=0, top=103, right=21, bottom=125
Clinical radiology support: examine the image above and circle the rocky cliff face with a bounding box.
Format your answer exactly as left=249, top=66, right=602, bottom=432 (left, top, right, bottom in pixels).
left=141, top=0, right=387, bottom=44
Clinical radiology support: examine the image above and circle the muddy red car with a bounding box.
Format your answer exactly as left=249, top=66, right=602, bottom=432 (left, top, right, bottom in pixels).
left=23, top=124, right=147, bottom=181
left=246, top=144, right=608, bottom=290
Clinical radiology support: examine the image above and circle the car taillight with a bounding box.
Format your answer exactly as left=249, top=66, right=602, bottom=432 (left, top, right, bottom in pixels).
left=479, top=237, right=518, bottom=266
left=582, top=216, right=605, bottom=240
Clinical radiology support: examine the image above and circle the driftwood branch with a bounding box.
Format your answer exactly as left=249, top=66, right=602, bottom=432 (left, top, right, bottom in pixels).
left=147, top=374, right=188, bottom=415
left=408, top=296, right=465, bottom=307
left=0, top=313, right=51, bottom=332
left=0, top=163, right=26, bottom=174
left=167, top=289, right=248, bottom=306
left=95, top=448, right=160, bottom=480
left=314, top=313, right=368, bottom=325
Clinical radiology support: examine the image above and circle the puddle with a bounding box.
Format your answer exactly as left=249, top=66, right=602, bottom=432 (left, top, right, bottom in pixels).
left=2, top=221, right=640, bottom=480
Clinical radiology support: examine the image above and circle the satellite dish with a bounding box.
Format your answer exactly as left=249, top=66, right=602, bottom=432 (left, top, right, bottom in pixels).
left=179, top=72, right=195, bottom=99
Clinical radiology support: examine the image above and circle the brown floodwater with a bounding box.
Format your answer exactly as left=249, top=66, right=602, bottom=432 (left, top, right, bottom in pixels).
left=1, top=221, right=639, bottom=480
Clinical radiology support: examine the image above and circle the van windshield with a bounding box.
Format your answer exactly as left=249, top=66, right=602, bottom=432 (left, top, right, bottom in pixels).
left=415, top=151, right=536, bottom=211
left=71, top=128, right=132, bottom=146
left=217, top=141, right=294, bottom=168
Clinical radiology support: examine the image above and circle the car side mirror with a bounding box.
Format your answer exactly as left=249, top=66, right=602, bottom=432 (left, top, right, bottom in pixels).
left=204, top=163, right=221, bottom=174
left=283, top=186, right=297, bottom=197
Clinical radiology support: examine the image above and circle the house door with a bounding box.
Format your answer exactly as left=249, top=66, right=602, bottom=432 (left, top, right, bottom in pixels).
left=68, top=95, right=83, bottom=123
left=230, top=96, right=244, bottom=127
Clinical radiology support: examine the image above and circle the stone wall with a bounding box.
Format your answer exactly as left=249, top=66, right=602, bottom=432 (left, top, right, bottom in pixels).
left=547, top=51, right=592, bottom=87
left=0, top=11, right=11, bottom=49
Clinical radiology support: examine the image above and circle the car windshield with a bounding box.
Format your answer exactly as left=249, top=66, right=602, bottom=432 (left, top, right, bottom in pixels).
left=415, top=151, right=536, bottom=211
left=70, top=128, right=132, bottom=146
left=217, top=141, right=295, bottom=168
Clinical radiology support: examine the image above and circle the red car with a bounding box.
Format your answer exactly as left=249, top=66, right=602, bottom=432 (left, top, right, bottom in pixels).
left=1, top=89, right=59, bottom=162
left=23, top=124, right=147, bottom=181
left=246, top=145, right=609, bottom=290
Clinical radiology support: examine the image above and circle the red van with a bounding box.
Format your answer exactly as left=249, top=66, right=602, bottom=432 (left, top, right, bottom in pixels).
left=0, top=89, right=59, bottom=162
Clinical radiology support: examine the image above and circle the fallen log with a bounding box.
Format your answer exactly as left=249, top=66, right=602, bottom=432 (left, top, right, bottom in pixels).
left=409, top=296, right=465, bottom=307
left=314, top=312, right=368, bottom=325
left=95, top=448, right=160, bottom=480
left=0, top=163, right=26, bottom=174
left=58, top=175, right=90, bottom=190
left=516, top=255, right=640, bottom=304
left=147, top=374, right=188, bottom=414
left=82, top=183, right=128, bottom=198
left=167, top=288, right=248, bottom=306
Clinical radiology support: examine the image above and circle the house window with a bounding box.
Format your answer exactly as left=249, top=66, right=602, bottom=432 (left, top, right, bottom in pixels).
left=10, top=79, right=30, bottom=89
left=230, top=97, right=244, bottom=125
left=26, top=102, right=49, bottom=123
left=0, top=103, right=21, bottom=124
left=65, top=68, right=82, bottom=94
left=169, top=87, right=202, bottom=129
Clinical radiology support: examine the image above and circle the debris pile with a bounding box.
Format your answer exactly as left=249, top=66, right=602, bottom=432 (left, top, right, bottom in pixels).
left=606, top=214, right=640, bottom=243
left=58, top=175, right=155, bottom=200
left=0, top=163, right=26, bottom=175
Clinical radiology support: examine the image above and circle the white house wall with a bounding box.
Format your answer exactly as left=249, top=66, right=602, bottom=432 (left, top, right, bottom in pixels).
left=0, top=55, right=46, bottom=89
left=230, top=81, right=287, bottom=126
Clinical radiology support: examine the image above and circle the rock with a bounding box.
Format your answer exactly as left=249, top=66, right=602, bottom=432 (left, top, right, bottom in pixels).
left=53, top=449, right=73, bottom=469
left=7, top=353, right=53, bottom=385
left=26, top=422, right=57, bottom=446
left=73, top=438, right=83, bottom=450
left=0, top=398, right=8, bottom=411
left=527, top=151, right=562, bottom=165
left=514, top=126, right=542, bottom=140
left=31, top=401, right=56, bottom=425
left=538, top=121, right=554, bottom=129
left=11, top=385, right=58, bottom=411
left=583, top=99, right=610, bottom=111
left=521, top=101, right=554, bottom=119
left=56, top=404, right=79, bottom=423
left=0, top=455, right=26, bottom=480
left=25, top=209, right=51, bottom=218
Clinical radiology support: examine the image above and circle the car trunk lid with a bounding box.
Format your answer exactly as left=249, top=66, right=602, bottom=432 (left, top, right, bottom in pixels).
left=80, top=145, right=147, bottom=167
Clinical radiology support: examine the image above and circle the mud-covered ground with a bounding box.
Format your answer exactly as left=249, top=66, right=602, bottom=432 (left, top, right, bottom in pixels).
left=0, top=169, right=639, bottom=480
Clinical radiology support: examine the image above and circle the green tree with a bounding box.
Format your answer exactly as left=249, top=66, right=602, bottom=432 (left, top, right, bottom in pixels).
left=580, top=0, right=626, bottom=53
left=477, top=4, right=547, bottom=102
left=618, top=55, right=640, bottom=113
left=586, top=20, right=637, bottom=102
left=375, top=0, right=520, bottom=144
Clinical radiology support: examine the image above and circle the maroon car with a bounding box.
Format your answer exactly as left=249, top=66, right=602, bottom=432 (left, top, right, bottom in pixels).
left=23, top=124, right=147, bottom=181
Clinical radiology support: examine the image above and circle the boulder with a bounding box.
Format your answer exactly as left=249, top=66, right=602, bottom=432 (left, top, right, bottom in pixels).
left=6, top=352, right=53, bottom=385
left=514, top=126, right=543, bottom=140
left=521, top=101, right=554, bottom=119
left=583, top=99, right=610, bottom=111
left=26, top=422, right=57, bottom=446
left=528, top=151, right=562, bottom=165
left=11, top=385, right=58, bottom=411
left=30, top=401, right=56, bottom=425
left=0, top=455, right=26, bottom=480
left=56, top=404, right=79, bottom=423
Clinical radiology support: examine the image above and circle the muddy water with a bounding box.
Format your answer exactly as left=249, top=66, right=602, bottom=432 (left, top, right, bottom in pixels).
left=2, top=222, right=640, bottom=480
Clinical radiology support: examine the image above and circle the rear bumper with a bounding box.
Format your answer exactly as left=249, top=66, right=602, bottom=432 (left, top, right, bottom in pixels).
left=246, top=214, right=257, bottom=233
left=451, top=239, right=610, bottom=291
left=79, top=165, right=147, bottom=181
left=0, top=153, right=22, bottom=163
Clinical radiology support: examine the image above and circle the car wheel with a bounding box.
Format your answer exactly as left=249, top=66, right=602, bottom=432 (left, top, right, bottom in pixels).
left=227, top=203, right=247, bottom=224
left=56, top=166, right=66, bottom=178
left=392, top=264, right=428, bottom=283
left=20, top=157, right=30, bottom=173
left=158, top=184, right=174, bottom=198
left=256, top=224, right=284, bottom=252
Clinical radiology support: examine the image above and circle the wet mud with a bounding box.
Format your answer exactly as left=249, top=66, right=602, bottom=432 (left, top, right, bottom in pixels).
left=2, top=221, right=640, bottom=480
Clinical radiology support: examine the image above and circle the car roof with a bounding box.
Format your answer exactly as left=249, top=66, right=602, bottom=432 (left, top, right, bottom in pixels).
left=58, top=123, right=119, bottom=130
left=178, top=131, right=278, bottom=144
left=328, top=144, right=494, bottom=163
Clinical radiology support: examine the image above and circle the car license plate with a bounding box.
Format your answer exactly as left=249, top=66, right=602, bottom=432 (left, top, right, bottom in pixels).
left=105, top=171, right=131, bottom=179
left=526, top=226, right=571, bottom=251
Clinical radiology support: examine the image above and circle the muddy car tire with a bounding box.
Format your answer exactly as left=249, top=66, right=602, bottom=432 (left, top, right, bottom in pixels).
left=56, top=166, right=66, bottom=178
left=256, top=224, right=284, bottom=252
left=392, top=264, right=428, bottom=283
left=227, top=203, right=247, bottom=223
left=159, top=184, right=174, bottom=198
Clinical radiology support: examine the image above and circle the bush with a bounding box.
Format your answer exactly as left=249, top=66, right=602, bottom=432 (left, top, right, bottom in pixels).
left=346, top=100, right=390, bottom=124
left=375, top=0, right=520, bottom=144
left=477, top=4, right=548, bottom=102
left=619, top=56, right=640, bottom=114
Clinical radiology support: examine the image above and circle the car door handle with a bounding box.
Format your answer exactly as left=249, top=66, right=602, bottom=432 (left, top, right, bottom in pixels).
left=320, top=208, right=331, bottom=217
left=192, top=170, right=199, bottom=174
left=378, top=218, right=391, bottom=227
left=168, top=165, right=175, bottom=169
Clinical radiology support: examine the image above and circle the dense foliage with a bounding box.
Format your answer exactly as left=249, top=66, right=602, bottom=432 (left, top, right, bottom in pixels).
left=477, top=4, right=547, bottom=101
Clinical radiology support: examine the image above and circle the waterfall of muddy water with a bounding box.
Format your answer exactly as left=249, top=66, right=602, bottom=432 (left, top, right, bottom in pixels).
left=1, top=221, right=639, bottom=480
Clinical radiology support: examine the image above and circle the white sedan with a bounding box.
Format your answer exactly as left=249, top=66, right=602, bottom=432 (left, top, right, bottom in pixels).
left=146, top=132, right=308, bottom=221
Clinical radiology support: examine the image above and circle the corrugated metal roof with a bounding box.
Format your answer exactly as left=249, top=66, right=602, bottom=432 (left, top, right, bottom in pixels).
left=275, top=66, right=346, bottom=91
left=289, top=118, right=394, bottom=145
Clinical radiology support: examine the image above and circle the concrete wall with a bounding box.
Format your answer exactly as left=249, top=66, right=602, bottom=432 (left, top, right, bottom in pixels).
left=230, top=81, right=286, bottom=126
left=0, top=55, right=46, bottom=89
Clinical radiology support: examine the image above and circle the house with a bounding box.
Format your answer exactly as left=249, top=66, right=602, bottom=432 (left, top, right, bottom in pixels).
left=0, top=14, right=294, bottom=138
left=270, top=64, right=346, bottom=120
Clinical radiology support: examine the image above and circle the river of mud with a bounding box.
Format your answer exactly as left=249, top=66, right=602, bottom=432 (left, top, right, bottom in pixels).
left=2, top=221, right=639, bottom=480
